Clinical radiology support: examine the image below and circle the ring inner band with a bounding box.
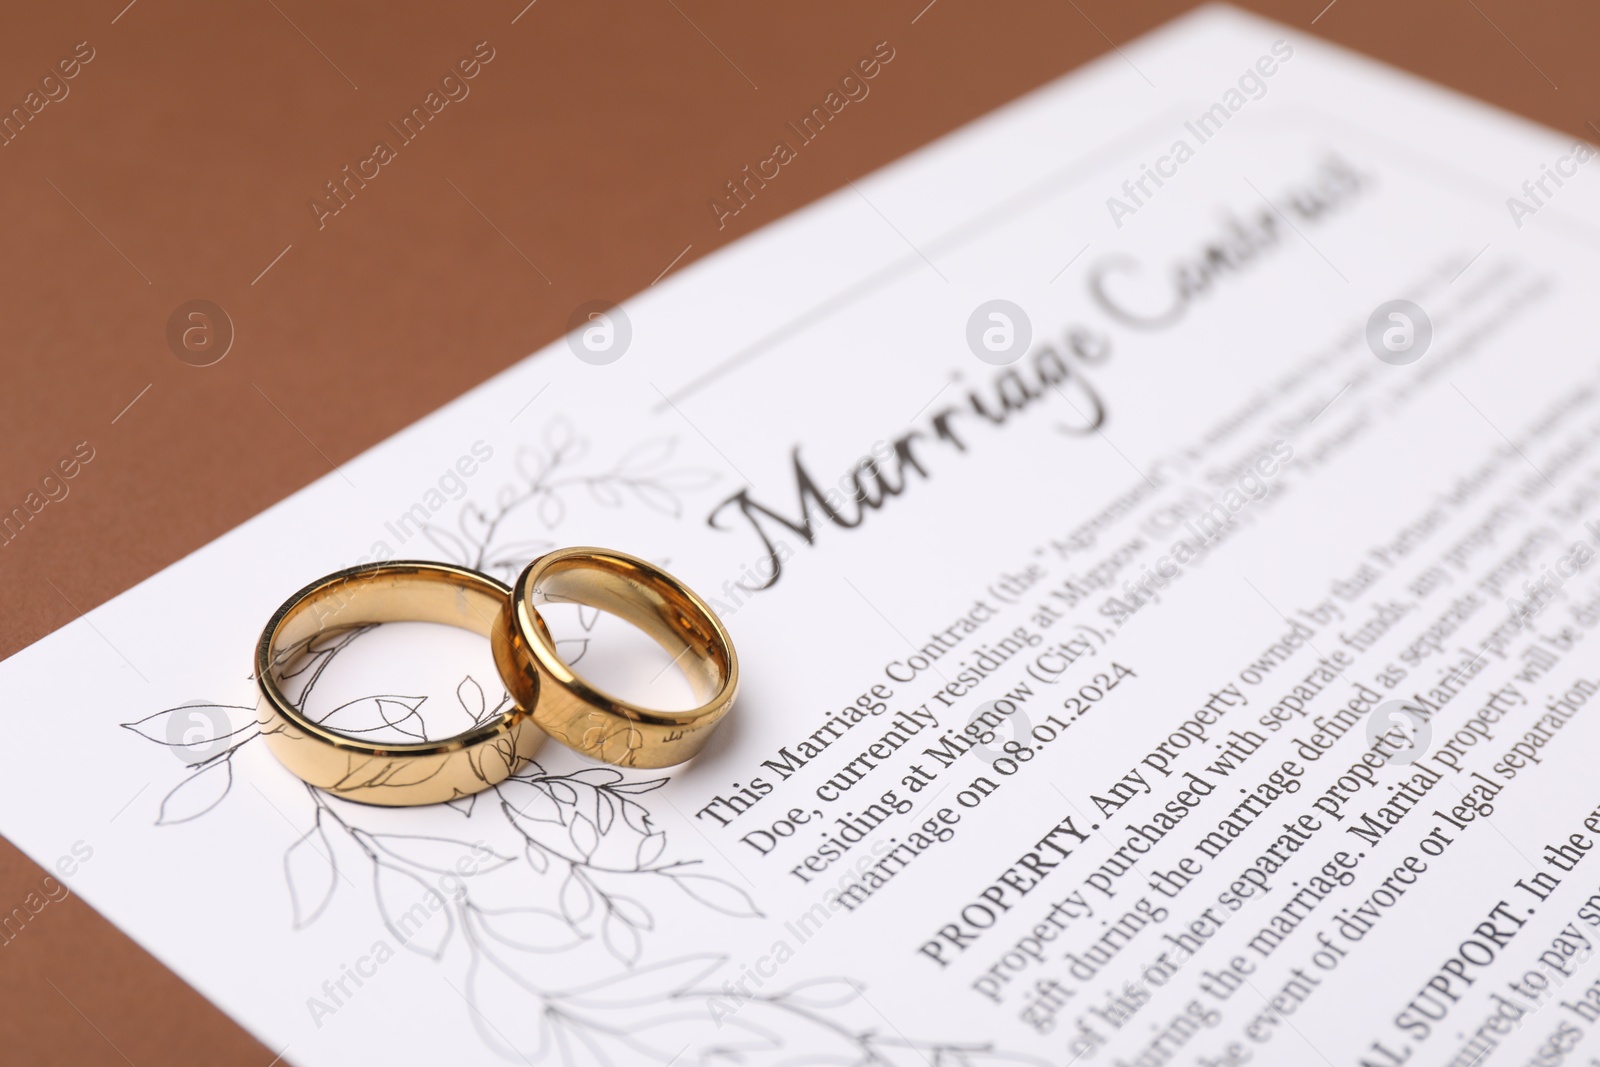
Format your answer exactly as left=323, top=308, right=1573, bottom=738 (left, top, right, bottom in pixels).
left=270, top=566, right=507, bottom=657
left=257, top=561, right=540, bottom=806
left=530, top=556, right=730, bottom=705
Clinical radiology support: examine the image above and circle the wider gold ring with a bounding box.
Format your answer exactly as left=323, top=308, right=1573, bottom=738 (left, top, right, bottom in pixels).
left=493, top=547, right=738, bottom=768
left=255, top=560, right=543, bottom=806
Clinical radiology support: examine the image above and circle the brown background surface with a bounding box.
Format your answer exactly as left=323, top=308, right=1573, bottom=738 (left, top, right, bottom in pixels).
left=0, top=0, right=1592, bottom=1061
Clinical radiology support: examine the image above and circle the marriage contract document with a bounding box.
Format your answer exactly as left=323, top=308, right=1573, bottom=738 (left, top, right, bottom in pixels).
left=5, top=6, right=1600, bottom=1066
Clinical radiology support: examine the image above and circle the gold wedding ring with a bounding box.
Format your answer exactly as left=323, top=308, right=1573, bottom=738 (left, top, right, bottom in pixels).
left=255, top=561, right=544, bottom=806
left=493, top=547, right=738, bottom=768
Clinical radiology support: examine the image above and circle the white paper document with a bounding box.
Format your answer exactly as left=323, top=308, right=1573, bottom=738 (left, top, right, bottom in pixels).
left=8, top=6, right=1600, bottom=1064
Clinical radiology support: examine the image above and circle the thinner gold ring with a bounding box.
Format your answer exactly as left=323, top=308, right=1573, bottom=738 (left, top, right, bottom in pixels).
left=493, top=547, right=738, bottom=768
left=255, top=560, right=544, bottom=806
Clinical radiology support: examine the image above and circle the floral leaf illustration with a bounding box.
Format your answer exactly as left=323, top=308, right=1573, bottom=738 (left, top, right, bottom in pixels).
left=666, top=872, right=763, bottom=918
left=457, top=677, right=486, bottom=723
left=558, top=870, right=594, bottom=924
left=777, top=977, right=862, bottom=1010
left=627, top=481, right=683, bottom=518
left=602, top=908, right=642, bottom=966
left=613, top=438, right=676, bottom=474
left=543, top=779, right=579, bottom=806
left=457, top=501, right=494, bottom=549
left=543, top=418, right=576, bottom=455
left=568, top=777, right=618, bottom=831
left=314, top=695, right=427, bottom=736
left=587, top=480, right=624, bottom=508
left=705, top=998, right=873, bottom=1063
left=464, top=949, right=554, bottom=1062
left=566, top=767, right=625, bottom=787
left=514, top=446, right=549, bottom=485
left=384, top=711, right=427, bottom=740
left=361, top=833, right=514, bottom=876
left=656, top=468, right=720, bottom=492
left=421, top=523, right=471, bottom=565
left=284, top=818, right=339, bottom=929
left=500, top=782, right=565, bottom=826
left=553, top=638, right=590, bottom=665
left=559, top=954, right=723, bottom=1009
left=621, top=799, right=656, bottom=836
left=121, top=704, right=256, bottom=749
left=469, top=904, right=585, bottom=953
left=569, top=815, right=600, bottom=859
left=125, top=422, right=842, bottom=1065
left=636, top=832, right=668, bottom=869
left=610, top=1010, right=780, bottom=1064
left=611, top=777, right=667, bottom=796
left=156, top=756, right=234, bottom=825
left=373, top=861, right=452, bottom=959
left=537, top=493, right=566, bottom=530
left=610, top=896, right=653, bottom=932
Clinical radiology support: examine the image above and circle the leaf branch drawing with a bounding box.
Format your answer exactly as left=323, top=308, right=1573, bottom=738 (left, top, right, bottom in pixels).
left=117, top=421, right=1033, bottom=1062
left=426, top=419, right=718, bottom=587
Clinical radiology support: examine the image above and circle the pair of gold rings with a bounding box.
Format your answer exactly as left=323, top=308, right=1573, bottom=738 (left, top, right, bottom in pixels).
left=252, top=548, right=738, bottom=806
